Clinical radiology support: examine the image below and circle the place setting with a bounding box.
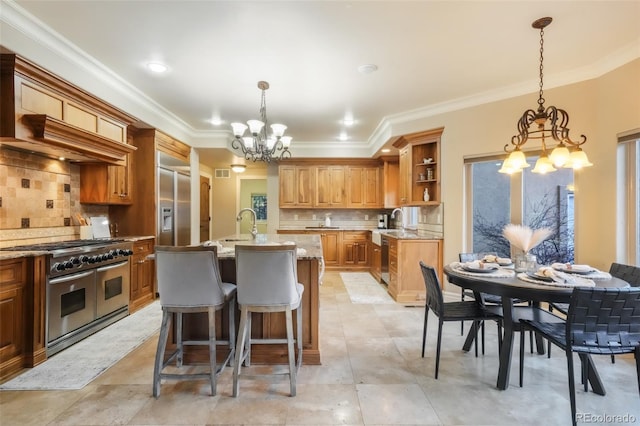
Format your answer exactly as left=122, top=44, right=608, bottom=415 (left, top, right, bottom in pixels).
left=517, top=265, right=596, bottom=288
left=450, top=255, right=516, bottom=278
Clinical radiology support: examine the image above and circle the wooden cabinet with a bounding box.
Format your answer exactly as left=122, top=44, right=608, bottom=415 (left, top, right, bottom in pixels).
left=383, top=159, right=399, bottom=208
left=347, top=166, right=381, bottom=208
left=279, top=160, right=384, bottom=209
left=319, top=231, right=340, bottom=267
left=80, top=154, right=132, bottom=204
left=371, top=242, right=382, bottom=281
left=129, top=238, right=156, bottom=313
left=0, top=255, right=46, bottom=380
left=279, top=165, right=315, bottom=208
left=315, top=166, right=346, bottom=207
left=341, top=231, right=370, bottom=269
left=0, top=258, right=26, bottom=379
left=0, top=54, right=136, bottom=164
left=393, top=127, right=443, bottom=206
left=387, top=238, right=443, bottom=305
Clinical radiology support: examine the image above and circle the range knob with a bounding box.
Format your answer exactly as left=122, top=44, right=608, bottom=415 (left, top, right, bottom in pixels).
left=80, top=255, right=90, bottom=264
left=71, top=257, right=81, bottom=265
left=63, top=260, right=74, bottom=269
left=88, top=256, right=98, bottom=264
left=101, top=254, right=109, bottom=261
left=110, top=249, right=119, bottom=258
left=119, top=249, right=133, bottom=256
left=106, top=252, right=114, bottom=260
left=52, top=262, right=65, bottom=272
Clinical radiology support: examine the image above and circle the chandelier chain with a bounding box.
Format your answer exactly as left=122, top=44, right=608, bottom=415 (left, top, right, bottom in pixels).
left=538, top=26, right=545, bottom=111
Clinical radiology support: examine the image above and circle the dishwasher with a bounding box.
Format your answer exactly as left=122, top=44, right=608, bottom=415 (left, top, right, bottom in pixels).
left=380, top=235, right=390, bottom=284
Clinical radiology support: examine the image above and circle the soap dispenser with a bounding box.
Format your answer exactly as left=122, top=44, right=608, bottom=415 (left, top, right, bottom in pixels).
left=324, top=213, right=332, bottom=227
left=423, top=188, right=430, bottom=202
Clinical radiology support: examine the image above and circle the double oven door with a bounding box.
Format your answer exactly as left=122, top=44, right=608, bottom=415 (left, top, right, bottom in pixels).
left=48, top=259, right=130, bottom=347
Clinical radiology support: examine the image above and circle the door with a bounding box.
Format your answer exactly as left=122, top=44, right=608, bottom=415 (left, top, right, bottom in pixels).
left=158, top=167, right=174, bottom=246
left=199, top=175, right=211, bottom=242
left=48, top=270, right=97, bottom=342
left=176, top=172, right=191, bottom=246
left=96, top=260, right=130, bottom=318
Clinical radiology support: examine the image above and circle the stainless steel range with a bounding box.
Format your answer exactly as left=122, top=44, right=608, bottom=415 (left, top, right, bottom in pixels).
left=2, top=239, right=133, bottom=356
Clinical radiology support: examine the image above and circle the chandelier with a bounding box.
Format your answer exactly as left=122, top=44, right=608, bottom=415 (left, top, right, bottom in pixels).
left=500, top=17, right=592, bottom=175
left=230, top=81, right=292, bottom=163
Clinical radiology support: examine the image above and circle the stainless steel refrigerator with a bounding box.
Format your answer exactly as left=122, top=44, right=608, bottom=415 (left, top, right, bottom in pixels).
left=157, top=152, right=191, bottom=246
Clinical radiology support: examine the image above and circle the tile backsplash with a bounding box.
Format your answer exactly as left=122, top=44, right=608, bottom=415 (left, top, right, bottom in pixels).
left=0, top=148, right=108, bottom=247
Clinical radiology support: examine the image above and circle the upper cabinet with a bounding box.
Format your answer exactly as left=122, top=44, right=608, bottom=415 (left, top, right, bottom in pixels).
left=279, top=160, right=383, bottom=209
left=392, top=127, right=443, bottom=206
left=279, top=165, right=315, bottom=208
left=0, top=54, right=136, bottom=164
left=316, top=166, right=346, bottom=207
left=347, top=166, right=381, bottom=208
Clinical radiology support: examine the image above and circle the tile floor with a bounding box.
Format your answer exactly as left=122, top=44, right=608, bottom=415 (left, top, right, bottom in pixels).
left=1, top=272, right=639, bottom=425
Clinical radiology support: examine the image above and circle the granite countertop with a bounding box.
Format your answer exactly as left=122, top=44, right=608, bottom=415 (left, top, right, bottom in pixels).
left=280, top=227, right=443, bottom=241
left=213, top=233, right=323, bottom=260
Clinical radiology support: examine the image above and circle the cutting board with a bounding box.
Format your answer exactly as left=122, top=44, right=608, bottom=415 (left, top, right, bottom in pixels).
left=90, top=216, right=111, bottom=239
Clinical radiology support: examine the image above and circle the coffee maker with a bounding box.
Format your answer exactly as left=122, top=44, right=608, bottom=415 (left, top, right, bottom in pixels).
left=377, top=214, right=389, bottom=229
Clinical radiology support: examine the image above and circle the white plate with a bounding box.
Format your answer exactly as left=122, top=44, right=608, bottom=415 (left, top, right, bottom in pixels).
left=462, top=265, right=498, bottom=273
left=553, top=266, right=594, bottom=275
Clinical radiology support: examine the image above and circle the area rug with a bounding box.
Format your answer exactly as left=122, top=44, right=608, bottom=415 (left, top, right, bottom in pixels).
left=340, top=272, right=395, bottom=304
left=0, top=301, right=162, bottom=390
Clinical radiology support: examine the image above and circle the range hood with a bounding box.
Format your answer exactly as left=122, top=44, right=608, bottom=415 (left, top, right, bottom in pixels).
left=1, top=114, right=136, bottom=164
left=1, top=53, right=137, bottom=164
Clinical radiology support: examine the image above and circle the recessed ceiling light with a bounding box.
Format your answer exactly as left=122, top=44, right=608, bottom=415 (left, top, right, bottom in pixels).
left=357, top=64, right=378, bottom=74
left=146, top=62, right=168, bottom=73
left=209, top=117, right=222, bottom=126
left=381, top=148, right=391, bottom=153
left=338, top=133, right=349, bottom=141
left=343, top=118, right=355, bottom=126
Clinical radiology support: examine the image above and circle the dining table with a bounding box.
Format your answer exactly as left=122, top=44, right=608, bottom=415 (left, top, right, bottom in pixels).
left=444, top=263, right=630, bottom=394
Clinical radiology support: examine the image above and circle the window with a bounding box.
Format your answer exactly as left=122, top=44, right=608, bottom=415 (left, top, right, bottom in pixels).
left=465, top=156, right=574, bottom=263
left=617, top=130, right=640, bottom=265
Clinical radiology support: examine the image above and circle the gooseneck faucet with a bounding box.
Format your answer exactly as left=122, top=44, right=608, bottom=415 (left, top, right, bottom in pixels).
left=237, top=208, right=258, bottom=238
left=390, top=208, right=404, bottom=231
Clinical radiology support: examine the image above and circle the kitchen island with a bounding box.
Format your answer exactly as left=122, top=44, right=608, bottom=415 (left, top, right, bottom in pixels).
left=175, top=233, right=323, bottom=365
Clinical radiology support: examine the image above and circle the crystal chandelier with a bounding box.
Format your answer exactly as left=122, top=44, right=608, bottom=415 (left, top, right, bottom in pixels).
left=500, top=17, right=592, bottom=175
left=230, top=81, right=292, bottom=163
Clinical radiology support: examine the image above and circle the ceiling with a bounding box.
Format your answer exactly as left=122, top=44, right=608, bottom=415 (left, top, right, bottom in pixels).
left=3, top=1, right=640, bottom=169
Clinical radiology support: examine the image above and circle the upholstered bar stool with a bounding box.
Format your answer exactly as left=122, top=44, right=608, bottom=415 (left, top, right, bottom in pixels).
left=232, top=244, right=304, bottom=397
left=153, top=245, right=236, bottom=397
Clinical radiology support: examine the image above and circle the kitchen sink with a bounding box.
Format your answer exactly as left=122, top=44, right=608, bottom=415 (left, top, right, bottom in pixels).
left=222, top=238, right=251, bottom=242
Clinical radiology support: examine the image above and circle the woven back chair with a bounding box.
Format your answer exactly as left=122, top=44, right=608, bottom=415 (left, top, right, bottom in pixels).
left=520, top=287, right=640, bottom=426
left=420, top=261, right=502, bottom=379
left=609, top=262, right=640, bottom=287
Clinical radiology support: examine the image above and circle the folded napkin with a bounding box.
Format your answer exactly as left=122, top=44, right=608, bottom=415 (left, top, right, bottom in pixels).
left=450, top=262, right=515, bottom=278
left=465, top=260, right=499, bottom=270
left=518, top=270, right=595, bottom=288
left=536, top=266, right=595, bottom=286
left=551, top=263, right=593, bottom=273
left=202, top=240, right=223, bottom=249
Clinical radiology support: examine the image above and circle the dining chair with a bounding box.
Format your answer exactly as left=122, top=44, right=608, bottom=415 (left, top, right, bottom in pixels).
left=458, top=252, right=533, bottom=354
left=519, top=287, right=640, bottom=426
left=420, top=261, right=503, bottom=379
left=548, top=262, right=640, bottom=362
left=233, top=244, right=304, bottom=397
left=153, top=245, right=236, bottom=397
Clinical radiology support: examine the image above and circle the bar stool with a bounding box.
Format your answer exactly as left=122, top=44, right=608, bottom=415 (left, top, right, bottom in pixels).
left=153, top=245, right=236, bottom=397
left=232, top=244, right=304, bottom=397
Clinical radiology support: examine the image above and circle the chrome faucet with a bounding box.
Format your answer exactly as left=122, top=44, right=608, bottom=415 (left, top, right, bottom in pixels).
left=390, top=208, right=404, bottom=231
left=236, top=208, right=258, bottom=238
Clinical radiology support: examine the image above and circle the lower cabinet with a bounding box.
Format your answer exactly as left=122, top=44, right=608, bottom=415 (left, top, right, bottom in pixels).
left=129, top=237, right=156, bottom=313
left=371, top=243, right=382, bottom=281
left=341, top=231, right=370, bottom=269
left=0, top=255, right=46, bottom=380
left=387, top=238, right=443, bottom=305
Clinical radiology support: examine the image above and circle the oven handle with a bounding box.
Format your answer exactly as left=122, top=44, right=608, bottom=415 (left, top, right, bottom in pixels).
left=49, top=270, right=94, bottom=284
left=96, top=260, right=129, bottom=273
